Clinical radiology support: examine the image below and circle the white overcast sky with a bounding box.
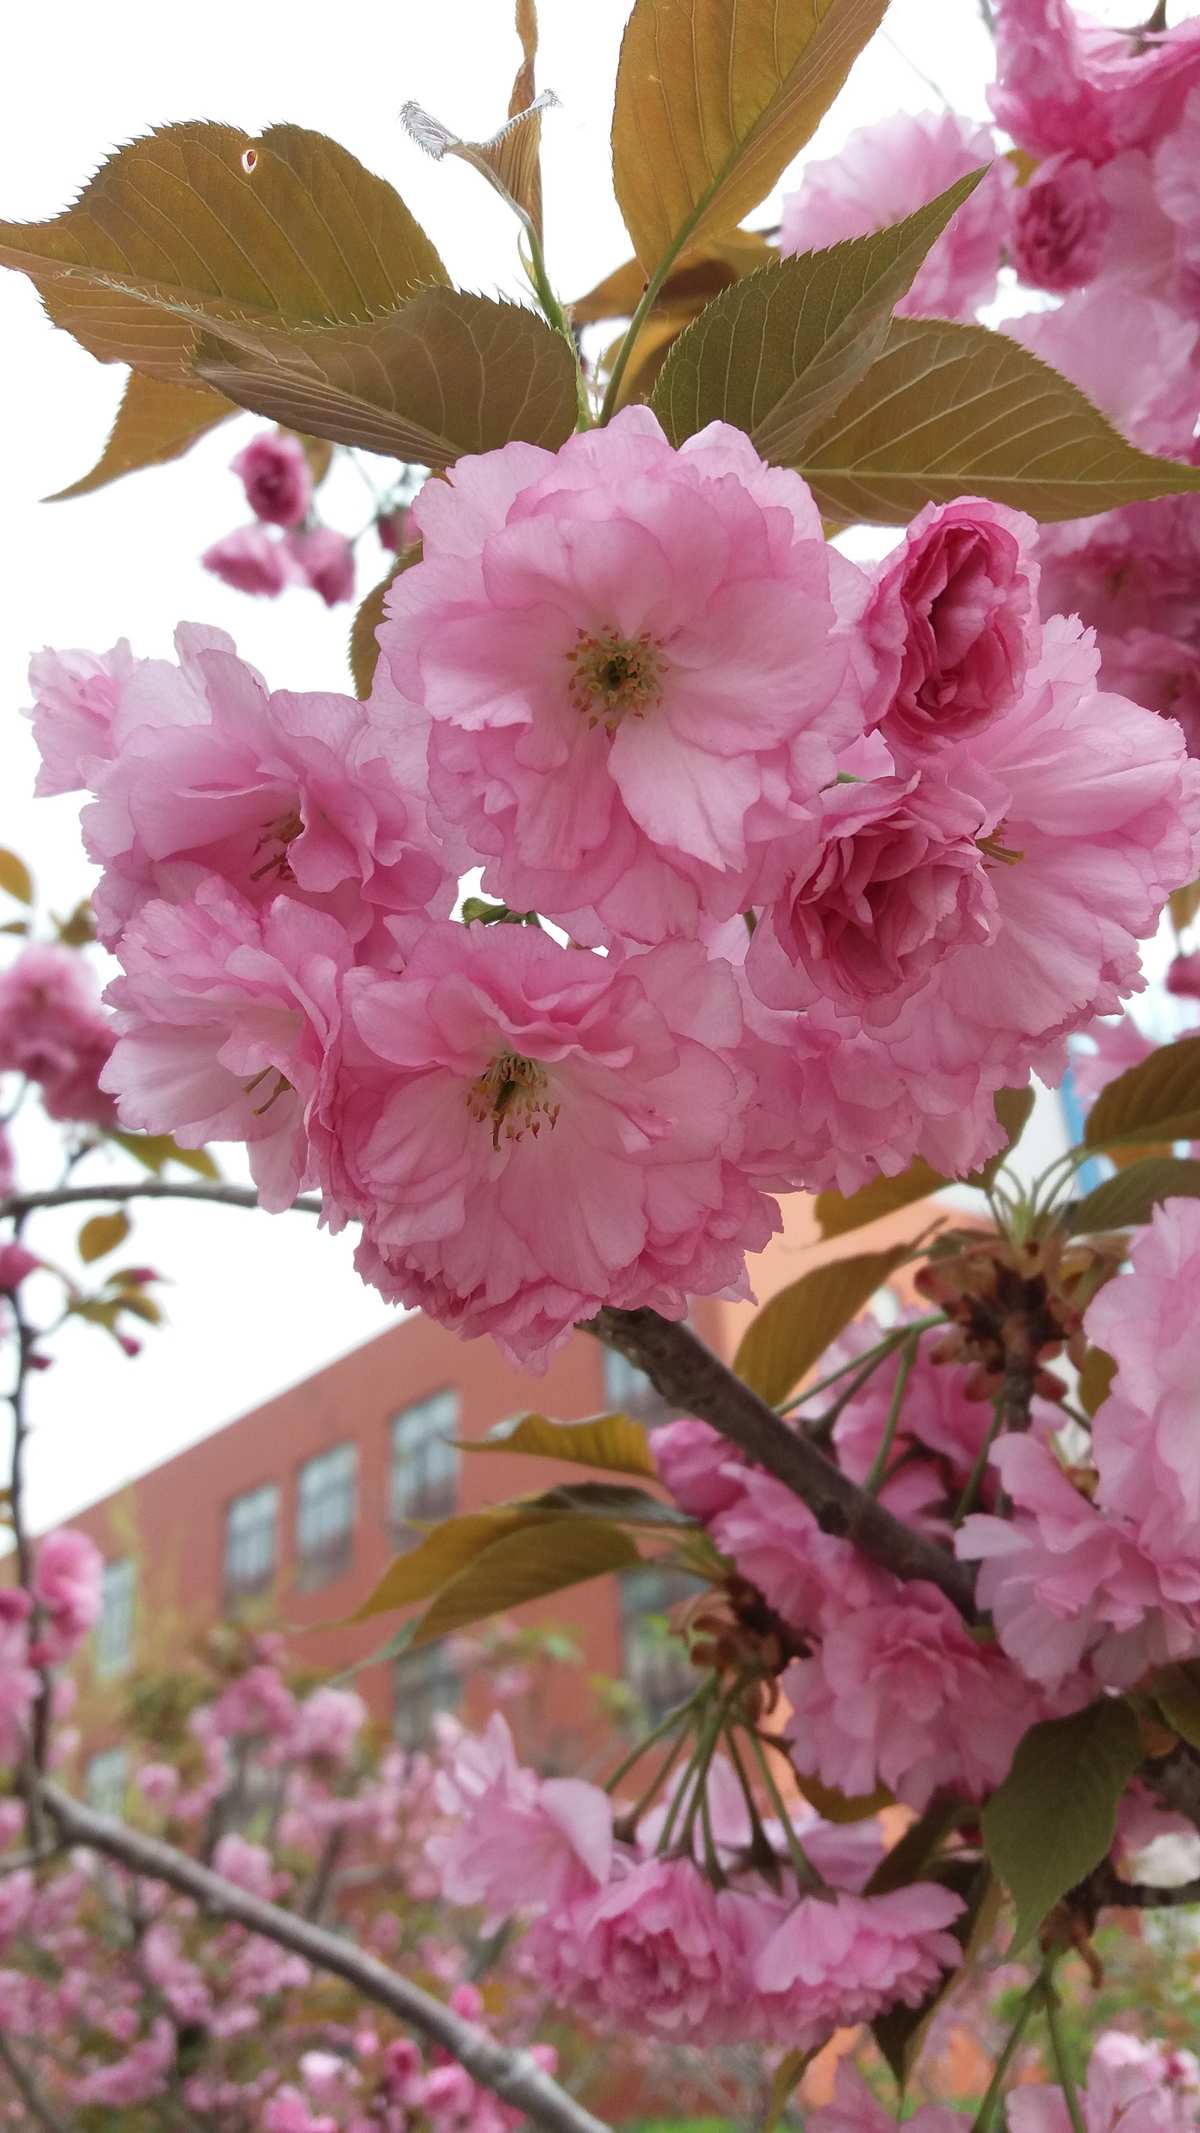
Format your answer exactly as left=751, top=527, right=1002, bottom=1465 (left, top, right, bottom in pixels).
left=0, top=0, right=1185, bottom=1532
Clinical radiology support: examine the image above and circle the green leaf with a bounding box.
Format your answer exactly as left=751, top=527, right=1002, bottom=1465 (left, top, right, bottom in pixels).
left=1152, top=1662, right=1200, bottom=1751
left=871, top=1860, right=994, bottom=2088
left=1078, top=1345, right=1117, bottom=1418
left=866, top=1799, right=964, bottom=1895
left=982, top=1698, right=1143, bottom=1951
left=467, top=1410, right=656, bottom=1479
left=764, top=2047, right=817, bottom=2130
left=78, top=1210, right=131, bottom=1263
left=349, top=545, right=418, bottom=698
left=1066, top=1156, right=1200, bottom=1235
left=354, top=1509, right=550, bottom=1621
left=411, top=1516, right=643, bottom=1647
left=193, top=289, right=579, bottom=465
left=521, top=1480, right=693, bottom=1528
left=653, top=171, right=987, bottom=455
left=795, top=1771, right=893, bottom=1823
left=46, top=372, right=237, bottom=501
left=0, top=122, right=447, bottom=382
left=796, top=316, right=1200, bottom=524
left=732, top=1244, right=910, bottom=1405
left=815, top=1086, right=1034, bottom=1238
left=1085, top=1036, right=1200, bottom=1153
left=0, top=850, right=33, bottom=905
left=109, top=1130, right=219, bottom=1178
left=611, top=0, right=887, bottom=275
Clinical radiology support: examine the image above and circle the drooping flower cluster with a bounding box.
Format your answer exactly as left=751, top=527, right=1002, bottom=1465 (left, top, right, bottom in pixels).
left=958, top=1198, right=1200, bottom=1691
left=0, top=1526, right=100, bottom=1761
left=202, top=431, right=357, bottom=607
left=27, top=408, right=1200, bottom=1364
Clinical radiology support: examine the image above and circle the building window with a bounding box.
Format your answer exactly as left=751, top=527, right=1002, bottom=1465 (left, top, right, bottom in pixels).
left=295, top=1444, right=357, bottom=1590
left=393, top=1643, right=461, bottom=1748
left=620, top=1564, right=698, bottom=1727
left=390, top=1391, right=460, bottom=1546
left=86, top=1746, right=128, bottom=1816
left=224, top=1482, right=280, bottom=1603
left=602, top=1345, right=668, bottom=1420
left=94, top=1558, right=135, bottom=1679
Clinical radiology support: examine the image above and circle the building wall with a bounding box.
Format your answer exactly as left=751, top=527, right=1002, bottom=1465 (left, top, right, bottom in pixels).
left=67, top=1189, right=940, bottom=1747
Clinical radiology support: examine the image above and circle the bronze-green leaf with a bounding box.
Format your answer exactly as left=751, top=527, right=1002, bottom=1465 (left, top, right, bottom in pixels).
left=1078, top=1345, right=1117, bottom=1417
left=78, top=1210, right=131, bottom=1264
left=410, top=1517, right=643, bottom=1646
left=982, top=1698, right=1143, bottom=1951
left=109, top=1130, right=219, bottom=1179
left=354, top=1509, right=549, bottom=1621
left=573, top=229, right=774, bottom=326
left=797, top=316, right=1200, bottom=523
left=1153, top=1661, right=1200, bottom=1751
left=349, top=545, right=419, bottom=698
left=1067, top=1155, right=1200, bottom=1235
left=194, top=290, right=579, bottom=464
left=1085, top=1036, right=1200, bottom=1152
left=816, top=1160, right=948, bottom=1241
left=0, top=851, right=33, bottom=905
left=468, top=1410, right=656, bottom=1479
left=0, top=122, right=447, bottom=382
left=653, top=172, right=986, bottom=455
left=732, top=1243, right=910, bottom=1405
left=47, top=372, right=237, bottom=501
left=612, top=0, right=887, bottom=275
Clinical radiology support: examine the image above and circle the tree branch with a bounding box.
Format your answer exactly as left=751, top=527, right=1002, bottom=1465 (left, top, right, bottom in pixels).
left=587, top=1308, right=977, bottom=1617
left=0, top=1181, right=323, bottom=1220
left=0, top=2031, right=77, bottom=2133
left=40, top=1783, right=611, bottom=2133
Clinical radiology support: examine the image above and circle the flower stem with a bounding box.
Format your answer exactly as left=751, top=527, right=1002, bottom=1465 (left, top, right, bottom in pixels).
left=744, top=1728, right=819, bottom=1889
left=863, top=1332, right=919, bottom=1495
left=603, top=1680, right=711, bottom=1796
left=1042, top=1975, right=1087, bottom=2133
left=952, top=1393, right=1005, bottom=1526
left=970, top=1971, right=1044, bottom=2133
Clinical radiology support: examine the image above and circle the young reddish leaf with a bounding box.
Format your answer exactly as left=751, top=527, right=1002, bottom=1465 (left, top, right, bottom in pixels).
left=612, top=0, right=887, bottom=275
left=0, top=122, right=448, bottom=382
left=0, top=850, right=34, bottom=905
left=733, top=1244, right=910, bottom=1405
left=46, top=372, right=237, bottom=501
left=467, top=1410, right=657, bottom=1479
left=410, top=1517, right=643, bottom=1647
left=194, top=290, right=579, bottom=466
left=798, top=316, right=1200, bottom=523
left=1085, top=1036, right=1200, bottom=1153
left=78, top=1210, right=132, bottom=1264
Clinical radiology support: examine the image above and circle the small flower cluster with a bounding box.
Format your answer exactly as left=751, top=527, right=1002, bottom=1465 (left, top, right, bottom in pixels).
left=27, top=409, right=1200, bottom=1366
left=0, top=1526, right=101, bottom=1760
left=202, top=432, right=357, bottom=608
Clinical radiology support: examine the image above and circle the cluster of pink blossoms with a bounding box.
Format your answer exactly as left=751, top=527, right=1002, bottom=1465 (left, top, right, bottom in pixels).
left=202, top=431, right=357, bottom=608
left=0, top=1526, right=100, bottom=1761
left=27, top=404, right=1200, bottom=1365
left=428, top=1711, right=962, bottom=2051
left=780, top=0, right=1200, bottom=754
left=809, top=2038, right=1200, bottom=2133
left=959, top=1197, right=1200, bottom=1692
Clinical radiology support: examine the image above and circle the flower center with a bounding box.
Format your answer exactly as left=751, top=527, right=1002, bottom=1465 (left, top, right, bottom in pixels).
left=466, top=1052, right=559, bottom=1152
left=243, top=1066, right=293, bottom=1117
left=566, top=626, right=664, bottom=733
left=976, top=827, right=1024, bottom=868
left=250, top=807, right=304, bottom=884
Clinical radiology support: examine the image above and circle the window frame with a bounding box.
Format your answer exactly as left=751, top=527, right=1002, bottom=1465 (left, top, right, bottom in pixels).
left=392, top=1640, right=461, bottom=1749
left=94, top=1557, right=135, bottom=1680
left=389, top=1389, right=461, bottom=1548
left=223, top=1480, right=281, bottom=1604
left=295, top=1442, right=358, bottom=1591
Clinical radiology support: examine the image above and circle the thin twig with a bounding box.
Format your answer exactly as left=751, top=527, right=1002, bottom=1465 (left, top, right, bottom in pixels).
left=0, top=1181, right=322, bottom=1220
left=586, top=1309, right=977, bottom=1616
left=40, top=1783, right=611, bottom=2133
left=0, top=2031, right=76, bottom=2133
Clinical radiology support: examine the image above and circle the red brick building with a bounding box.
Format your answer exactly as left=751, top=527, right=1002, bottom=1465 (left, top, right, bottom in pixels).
left=66, top=1194, right=931, bottom=1803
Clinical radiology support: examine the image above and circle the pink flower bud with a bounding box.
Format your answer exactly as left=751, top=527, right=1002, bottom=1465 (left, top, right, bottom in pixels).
left=285, top=527, right=355, bottom=607
left=230, top=431, right=312, bottom=528
left=201, top=524, right=295, bottom=598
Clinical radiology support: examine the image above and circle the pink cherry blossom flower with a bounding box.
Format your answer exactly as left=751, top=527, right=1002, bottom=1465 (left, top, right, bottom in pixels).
left=650, top=1417, right=745, bottom=1521
left=285, top=527, right=355, bottom=607
left=709, top=1465, right=893, bottom=1632
left=863, top=498, right=1041, bottom=755
left=1010, top=153, right=1111, bottom=291
left=0, top=1594, right=36, bottom=1766
left=379, top=407, right=865, bottom=944
left=1168, top=953, right=1200, bottom=999
left=71, top=2019, right=175, bottom=2107
left=783, top=1581, right=1038, bottom=1810
left=231, top=431, right=312, bottom=528
left=208, top=1663, right=298, bottom=1744
left=202, top=524, right=297, bottom=598
left=991, top=0, right=1200, bottom=161
left=31, top=1528, right=103, bottom=1665
left=1008, top=2031, right=1198, bottom=2133
left=809, top=2061, right=968, bottom=2133
left=288, top=1686, right=366, bottom=1769
left=0, top=1243, right=39, bottom=1293
left=1005, top=294, right=1200, bottom=463
left=1089, top=1200, right=1200, bottom=1555
left=329, top=924, right=779, bottom=1367
left=1070, top=1015, right=1155, bottom=1112
left=427, top=1713, right=612, bottom=1927
left=779, top=110, right=1008, bottom=320
left=102, top=883, right=351, bottom=1212
left=0, top=943, right=117, bottom=1128
left=752, top=1883, right=964, bottom=2033
left=25, top=640, right=136, bottom=797
left=1098, top=630, right=1200, bottom=761
left=522, top=1855, right=756, bottom=2043
left=747, top=771, right=998, bottom=1031
left=819, top=1316, right=998, bottom=1529
left=82, top=635, right=450, bottom=951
